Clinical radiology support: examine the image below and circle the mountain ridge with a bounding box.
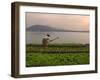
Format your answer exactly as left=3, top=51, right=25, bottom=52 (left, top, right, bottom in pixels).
left=26, top=25, right=89, bottom=32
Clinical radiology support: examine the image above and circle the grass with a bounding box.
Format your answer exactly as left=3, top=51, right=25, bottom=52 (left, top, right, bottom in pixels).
left=26, top=44, right=89, bottom=67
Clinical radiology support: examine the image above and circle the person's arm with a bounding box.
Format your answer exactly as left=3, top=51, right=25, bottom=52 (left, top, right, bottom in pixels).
left=49, top=37, right=59, bottom=43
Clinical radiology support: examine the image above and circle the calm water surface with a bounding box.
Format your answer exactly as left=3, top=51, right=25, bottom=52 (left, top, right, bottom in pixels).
left=26, top=32, right=89, bottom=44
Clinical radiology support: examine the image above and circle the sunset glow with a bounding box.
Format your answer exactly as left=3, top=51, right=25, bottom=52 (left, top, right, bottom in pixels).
left=26, top=12, right=89, bottom=31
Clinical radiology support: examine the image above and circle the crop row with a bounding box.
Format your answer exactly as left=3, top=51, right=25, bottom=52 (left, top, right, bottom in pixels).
left=26, top=53, right=89, bottom=67
left=26, top=44, right=89, bottom=53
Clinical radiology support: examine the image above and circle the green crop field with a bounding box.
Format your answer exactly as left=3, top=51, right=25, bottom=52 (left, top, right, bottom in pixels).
left=26, top=44, right=89, bottom=67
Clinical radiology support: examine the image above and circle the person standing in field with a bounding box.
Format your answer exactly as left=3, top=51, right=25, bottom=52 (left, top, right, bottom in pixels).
left=42, top=34, right=50, bottom=48
left=42, top=34, right=59, bottom=48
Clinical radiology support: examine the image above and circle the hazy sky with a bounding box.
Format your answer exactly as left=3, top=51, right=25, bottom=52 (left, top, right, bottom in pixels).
left=26, top=12, right=89, bottom=31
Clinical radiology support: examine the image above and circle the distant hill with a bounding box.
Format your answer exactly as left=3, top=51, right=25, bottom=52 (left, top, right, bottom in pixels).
left=26, top=25, right=56, bottom=32
left=26, top=25, right=89, bottom=32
